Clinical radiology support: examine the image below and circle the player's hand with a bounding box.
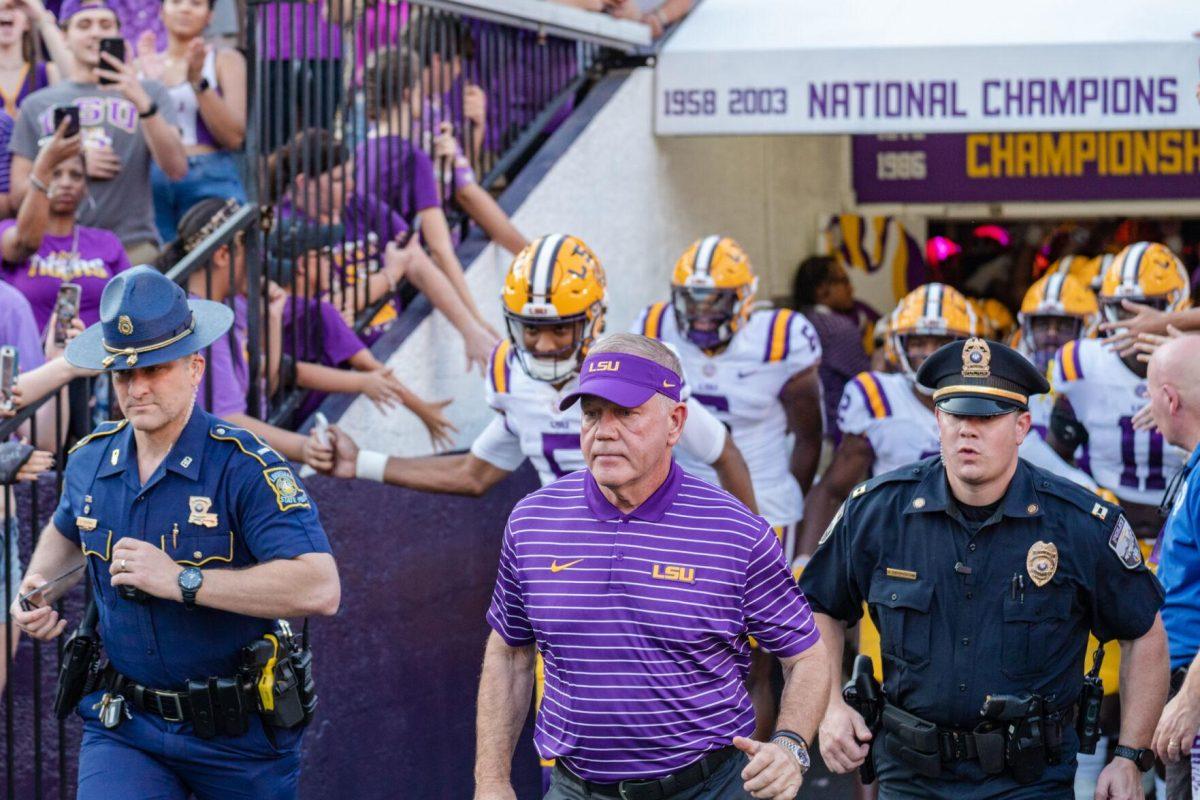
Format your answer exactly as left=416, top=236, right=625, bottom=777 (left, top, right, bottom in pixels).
left=818, top=697, right=872, bottom=774
left=1153, top=688, right=1200, bottom=764
left=735, top=736, right=803, bottom=800
left=110, top=537, right=184, bottom=602
left=325, top=425, right=360, bottom=480
left=473, top=781, right=517, bottom=800
left=11, top=573, right=69, bottom=640
left=85, top=144, right=122, bottom=180
left=1093, top=755, right=1144, bottom=799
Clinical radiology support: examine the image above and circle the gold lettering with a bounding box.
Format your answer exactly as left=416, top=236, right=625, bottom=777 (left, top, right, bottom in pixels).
left=651, top=564, right=696, bottom=584
left=1073, top=133, right=1097, bottom=175
left=1160, top=131, right=1182, bottom=174
left=1183, top=131, right=1200, bottom=174
left=991, top=133, right=1015, bottom=177
left=1039, top=133, right=1072, bottom=176
left=965, top=134, right=990, bottom=178
left=1132, top=132, right=1157, bottom=175
left=1014, top=133, right=1037, bottom=177
left=1108, top=132, right=1132, bottom=176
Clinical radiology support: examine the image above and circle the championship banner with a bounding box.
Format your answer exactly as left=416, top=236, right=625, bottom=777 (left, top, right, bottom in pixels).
left=654, top=43, right=1200, bottom=136
left=852, top=131, right=1200, bottom=203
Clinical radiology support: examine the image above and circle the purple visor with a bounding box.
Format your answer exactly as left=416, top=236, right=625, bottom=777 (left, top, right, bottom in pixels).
left=559, top=353, right=683, bottom=411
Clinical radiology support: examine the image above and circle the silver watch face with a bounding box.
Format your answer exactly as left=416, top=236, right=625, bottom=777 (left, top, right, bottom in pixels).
left=179, top=568, right=202, bottom=591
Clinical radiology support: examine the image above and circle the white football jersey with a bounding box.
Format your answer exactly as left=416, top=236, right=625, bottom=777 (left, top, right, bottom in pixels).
left=838, top=371, right=940, bottom=475
left=1054, top=337, right=1186, bottom=506
left=839, top=369, right=1098, bottom=490
left=470, top=341, right=727, bottom=487
left=634, top=303, right=821, bottom=527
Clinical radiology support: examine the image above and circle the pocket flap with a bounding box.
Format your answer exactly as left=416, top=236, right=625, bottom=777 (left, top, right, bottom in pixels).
left=161, top=531, right=234, bottom=567
left=80, top=529, right=112, bottom=561
left=869, top=578, right=933, bottom=612
left=1003, top=588, right=1071, bottom=622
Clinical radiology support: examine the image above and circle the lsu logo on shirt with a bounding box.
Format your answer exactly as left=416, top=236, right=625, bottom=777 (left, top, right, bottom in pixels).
left=652, top=564, right=696, bottom=584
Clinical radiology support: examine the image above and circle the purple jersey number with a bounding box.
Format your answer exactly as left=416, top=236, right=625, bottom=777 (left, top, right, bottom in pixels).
left=1118, top=415, right=1166, bottom=491
left=542, top=433, right=580, bottom=479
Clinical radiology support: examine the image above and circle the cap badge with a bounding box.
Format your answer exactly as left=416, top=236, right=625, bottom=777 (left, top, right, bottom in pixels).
left=117, top=315, right=133, bottom=336
left=961, top=337, right=991, bottom=378
left=1026, top=540, right=1058, bottom=587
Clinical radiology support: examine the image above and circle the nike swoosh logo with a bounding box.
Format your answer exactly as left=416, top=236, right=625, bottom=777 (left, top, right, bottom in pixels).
left=550, top=559, right=584, bottom=573
left=737, top=369, right=760, bottom=378
left=662, top=381, right=676, bottom=388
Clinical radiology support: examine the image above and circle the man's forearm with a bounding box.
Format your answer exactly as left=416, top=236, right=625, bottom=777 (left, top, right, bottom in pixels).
left=475, top=632, right=535, bottom=786
left=712, top=435, right=758, bottom=513
left=813, top=614, right=847, bottom=705
left=140, top=114, right=187, bottom=180
left=23, top=524, right=85, bottom=603
left=776, top=640, right=831, bottom=743
left=1118, top=616, right=1170, bottom=746
left=194, top=553, right=339, bottom=618
left=381, top=452, right=505, bottom=496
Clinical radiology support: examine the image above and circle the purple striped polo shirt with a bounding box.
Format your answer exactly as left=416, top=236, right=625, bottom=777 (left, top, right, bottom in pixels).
left=487, top=460, right=821, bottom=782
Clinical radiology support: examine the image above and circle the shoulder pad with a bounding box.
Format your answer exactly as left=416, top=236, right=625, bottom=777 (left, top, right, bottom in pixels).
left=1033, top=466, right=1119, bottom=521
left=489, top=340, right=513, bottom=395
left=640, top=302, right=668, bottom=339
left=209, top=423, right=285, bottom=467
left=848, top=371, right=893, bottom=419
left=67, top=419, right=128, bottom=455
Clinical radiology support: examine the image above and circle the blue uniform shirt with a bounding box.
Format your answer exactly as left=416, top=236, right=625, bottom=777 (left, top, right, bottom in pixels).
left=1158, top=444, right=1200, bottom=671
left=801, top=456, right=1164, bottom=798
left=53, top=407, right=332, bottom=689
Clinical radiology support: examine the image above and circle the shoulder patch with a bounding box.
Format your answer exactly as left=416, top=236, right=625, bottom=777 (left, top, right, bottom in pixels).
left=818, top=502, right=845, bottom=546
left=850, top=483, right=868, bottom=499
left=67, top=419, right=129, bottom=455
left=209, top=424, right=284, bottom=467
left=263, top=465, right=311, bottom=511
left=641, top=302, right=668, bottom=340
left=1091, top=502, right=1108, bottom=521
left=1108, top=515, right=1142, bottom=569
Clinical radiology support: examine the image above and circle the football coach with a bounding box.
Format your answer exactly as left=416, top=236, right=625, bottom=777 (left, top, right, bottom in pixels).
left=473, top=333, right=830, bottom=800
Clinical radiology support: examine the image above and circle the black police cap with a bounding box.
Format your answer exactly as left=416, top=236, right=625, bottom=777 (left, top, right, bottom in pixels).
left=915, top=337, right=1051, bottom=417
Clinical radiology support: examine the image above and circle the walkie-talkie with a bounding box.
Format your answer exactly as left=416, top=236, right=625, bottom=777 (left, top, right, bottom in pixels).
left=1077, top=645, right=1105, bottom=754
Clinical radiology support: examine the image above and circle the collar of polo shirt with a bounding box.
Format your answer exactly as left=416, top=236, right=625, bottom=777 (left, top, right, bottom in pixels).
left=584, top=459, right=684, bottom=522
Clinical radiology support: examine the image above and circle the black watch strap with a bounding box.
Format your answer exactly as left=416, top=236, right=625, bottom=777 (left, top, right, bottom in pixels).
left=138, top=101, right=158, bottom=119
left=1112, top=745, right=1154, bottom=772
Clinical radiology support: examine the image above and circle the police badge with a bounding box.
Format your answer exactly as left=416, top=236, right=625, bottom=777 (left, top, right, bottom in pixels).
left=187, top=496, right=219, bottom=528
left=264, top=466, right=310, bottom=511
left=1026, top=541, right=1058, bottom=587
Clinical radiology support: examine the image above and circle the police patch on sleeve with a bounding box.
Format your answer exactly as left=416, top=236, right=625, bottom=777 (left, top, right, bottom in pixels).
left=263, top=466, right=310, bottom=512
left=818, top=502, right=845, bottom=547
left=1108, top=515, right=1141, bottom=570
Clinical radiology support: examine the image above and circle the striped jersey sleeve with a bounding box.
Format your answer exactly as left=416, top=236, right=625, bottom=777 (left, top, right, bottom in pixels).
left=1055, top=340, right=1085, bottom=385
left=484, top=341, right=513, bottom=411
left=634, top=302, right=668, bottom=340
left=485, top=521, right=535, bottom=646
left=838, top=371, right=891, bottom=436
left=743, top=521, right=821, bottom=657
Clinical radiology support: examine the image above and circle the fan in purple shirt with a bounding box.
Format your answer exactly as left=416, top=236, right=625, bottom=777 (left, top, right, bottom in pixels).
left=1, top=125, right=130, bottom=336
left=267, top=128, right=496, bottom=369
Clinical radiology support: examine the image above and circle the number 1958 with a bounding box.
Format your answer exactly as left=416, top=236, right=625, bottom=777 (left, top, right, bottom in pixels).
left=663, top=89, right=717, bottom=116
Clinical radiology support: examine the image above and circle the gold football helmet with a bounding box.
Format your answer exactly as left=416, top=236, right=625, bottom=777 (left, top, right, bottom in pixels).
left=670, top=235, right=757, bottom=350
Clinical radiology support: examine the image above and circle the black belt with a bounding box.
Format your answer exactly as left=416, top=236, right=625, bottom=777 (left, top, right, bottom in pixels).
left=885, top=704, right=1076, bottom=765
left=99, top=667, right=253, bottom=725
left=555, top=746, right=738, bottom=800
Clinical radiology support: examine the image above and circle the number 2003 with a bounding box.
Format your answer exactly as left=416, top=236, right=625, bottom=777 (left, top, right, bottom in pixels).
left=729, top=88, right=787, bottom=115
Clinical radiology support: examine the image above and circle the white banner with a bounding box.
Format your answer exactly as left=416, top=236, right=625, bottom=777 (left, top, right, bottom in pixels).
left=655, top=43, right=1200, bottom=136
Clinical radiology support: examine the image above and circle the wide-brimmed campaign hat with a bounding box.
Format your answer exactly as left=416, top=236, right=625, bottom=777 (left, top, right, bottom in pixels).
left=915, top=337, right=1050, bottom=417
left=65, top=266, right=233, bottom=371
left=559, top=351, right=683, bottom=411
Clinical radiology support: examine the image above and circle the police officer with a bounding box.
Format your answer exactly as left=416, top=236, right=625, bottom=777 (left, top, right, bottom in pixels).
left=801, top=337, right=1169, bottom=799
left=9, top=266, right=340, bottom=800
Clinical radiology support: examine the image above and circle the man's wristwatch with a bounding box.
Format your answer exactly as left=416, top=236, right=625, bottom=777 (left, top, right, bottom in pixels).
left=1112, top=745, right=1155, bottom=773
left=770, top=730, right=811, bottom=775
left=178, top=567, right=203, bottom=609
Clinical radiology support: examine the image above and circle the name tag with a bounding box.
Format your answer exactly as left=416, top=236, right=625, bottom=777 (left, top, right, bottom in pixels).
left=76, top=516, right=98, bottom=531
left=885, top=567, right=918, bottom=580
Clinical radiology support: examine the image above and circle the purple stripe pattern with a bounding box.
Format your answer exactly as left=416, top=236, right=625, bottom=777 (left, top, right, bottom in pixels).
left=1071, top=342, right=1083, bottom=381
left=486, top=461, right=820, bottom=782
left=763, top=310, right=781, bottom=362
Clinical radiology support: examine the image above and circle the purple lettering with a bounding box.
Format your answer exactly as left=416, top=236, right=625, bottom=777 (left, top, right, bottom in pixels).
left=982, top=80, right=1001, bottom=116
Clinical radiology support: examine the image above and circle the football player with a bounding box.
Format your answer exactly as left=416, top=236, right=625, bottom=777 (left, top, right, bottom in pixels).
left=320, top=233, right=756, bottom=504
left=634, top=235, right=822, bottom=564
left=1014, top=269, right=1099, bottom=441
left=1049, top=241, right=1192, bottom=541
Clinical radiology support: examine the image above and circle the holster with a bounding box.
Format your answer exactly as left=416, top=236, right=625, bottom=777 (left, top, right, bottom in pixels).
left=882, top=704, right=942, bottom=779
left=187, top=677, right=251, bottom=739
left=971, top=724, right=1007, bottom=775
left=53, top=600, right=101, bottom=720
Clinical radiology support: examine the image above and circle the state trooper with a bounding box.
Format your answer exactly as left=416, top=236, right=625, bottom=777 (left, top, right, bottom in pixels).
left=10, top=266, right=340, bottom=800
left=801, top=337, right=1169, bottom=799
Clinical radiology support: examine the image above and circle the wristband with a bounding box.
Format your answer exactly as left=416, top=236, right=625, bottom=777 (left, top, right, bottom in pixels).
left=138, top=101, right=159, bottom=120
left=355, top=450, right=388, bottom=483
left=28, top=175, right=49, bottom=195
